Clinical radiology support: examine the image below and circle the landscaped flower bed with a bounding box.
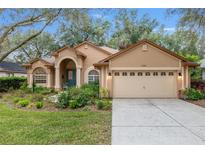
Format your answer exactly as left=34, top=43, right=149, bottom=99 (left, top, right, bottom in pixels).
left=0, top=83, right=112, bottom=112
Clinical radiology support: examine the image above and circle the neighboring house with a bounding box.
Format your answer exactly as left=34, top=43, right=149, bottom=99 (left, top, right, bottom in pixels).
left=0, top=61, right=27, bottom=77
left=24, top=39, right=198, bottom=98
left=200, top=58, right=205, bottom=80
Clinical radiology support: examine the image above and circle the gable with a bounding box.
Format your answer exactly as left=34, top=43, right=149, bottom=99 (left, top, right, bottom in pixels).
left=75, top=42, right=112, bottom=56
left=57, top=47, right=77, bottom=59
left=110, top=43, right=180, bottom=68
left=77, top=43, right=110, bottom=69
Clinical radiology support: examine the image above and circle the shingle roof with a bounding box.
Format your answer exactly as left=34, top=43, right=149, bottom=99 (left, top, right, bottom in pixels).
left=99, top=46, right=118, bottom=54
left=43, top=57, right=55, bottom=64
left=0, top=61, right=26, bottom=73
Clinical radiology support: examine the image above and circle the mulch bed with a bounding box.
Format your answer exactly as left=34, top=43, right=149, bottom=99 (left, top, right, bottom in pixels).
left=186, top=99, right=205, bottom=108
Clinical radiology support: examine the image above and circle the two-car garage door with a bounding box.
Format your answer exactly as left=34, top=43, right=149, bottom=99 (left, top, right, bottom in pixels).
left=113, top=71, right=177, bottom=98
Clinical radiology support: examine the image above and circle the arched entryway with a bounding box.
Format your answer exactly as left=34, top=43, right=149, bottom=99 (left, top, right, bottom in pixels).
left=59, top=58, right=77, bottom=89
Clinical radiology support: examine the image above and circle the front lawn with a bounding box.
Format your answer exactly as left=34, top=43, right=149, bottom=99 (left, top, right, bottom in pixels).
left=0, top=102, right=111, bottom=144
left=0, top=103, right=111, bottom=144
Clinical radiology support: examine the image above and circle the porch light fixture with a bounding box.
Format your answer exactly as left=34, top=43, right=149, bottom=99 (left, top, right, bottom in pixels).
left=178, top=72, right=182, bottom=79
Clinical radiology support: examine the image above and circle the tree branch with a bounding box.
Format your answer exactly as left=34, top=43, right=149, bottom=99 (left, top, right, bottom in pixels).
left=0, top=9, right=62, bottom=62
left=0, top=14, right=44, bottom=44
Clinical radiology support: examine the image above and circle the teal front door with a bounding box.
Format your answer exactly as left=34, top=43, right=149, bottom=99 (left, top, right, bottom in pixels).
left=66, top=69, right=76, bottom=87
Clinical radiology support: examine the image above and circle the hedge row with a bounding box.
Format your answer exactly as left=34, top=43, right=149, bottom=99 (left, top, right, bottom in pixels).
left=0, top=76, right=27, bottom=92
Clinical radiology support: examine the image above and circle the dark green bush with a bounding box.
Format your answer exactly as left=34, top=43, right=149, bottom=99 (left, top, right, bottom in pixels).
left=0, top=77, right=26, bottom=92
left=81, top=83, right=99, bottom=98
left=67, top=87, right=81, bottom=100
left=76, top=89, right=93, bottom=107
left=69, top=100, right=78, bottom=109
left=56, top=92, right=70, bottom=108
left=96, top=99, right=112, bottom=110
left=56, top=83, right=99, bottom=109
left=67, top=87, right=88, bottom=108
left=18, top=99, right=29, bottom=107
left=184, top=88, right=204, bottom=100
left=36, top=102, right=44, bottom=109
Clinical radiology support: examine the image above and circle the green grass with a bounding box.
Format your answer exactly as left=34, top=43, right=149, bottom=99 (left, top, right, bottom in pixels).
left=0, top=103, right=111, bottom=144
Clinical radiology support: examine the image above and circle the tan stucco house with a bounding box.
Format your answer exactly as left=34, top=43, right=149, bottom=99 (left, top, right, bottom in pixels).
left=24, top=39, right=198, bottom=98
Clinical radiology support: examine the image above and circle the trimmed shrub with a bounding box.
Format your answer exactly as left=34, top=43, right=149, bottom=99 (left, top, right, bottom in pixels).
left=96, top=99, right=112, bottom=110
left=96, top=100, right=104, bottom=110
left=67, top=87, right=81, bottom=100
left=100, top=87, right=109, bottom=98
left=0, top=77, right=26, bottom=92
left=76, top=89, right=92, bottom=107
left=36, top=102, right=44, bottom=109
left=69, top=100, right=78, bottom=109
left=67, top=84, right=99, bottom=108
left=18, top=99, right=29, bottom=107
left=56, top=92, right=70, bottom=108
left=184, top=88, right=204, bottom=100
left=81, top=83, right=99, bottom=98
left=103, top=100, right=112, bottom=110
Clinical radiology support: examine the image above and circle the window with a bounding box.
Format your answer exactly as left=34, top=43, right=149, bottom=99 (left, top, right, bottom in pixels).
left=145, top=72, right=150, bottom=76
left=114, top=72, right=120, bottom=76
left=130, top=72, right=135, bottom=76
left=168, top=72, right=174, bottom=76
left=33, top=67, right=47, bottom=84
left=88, top=70, right=99, bottom=83
left=153, top=72, right=158, bottom=76
left=138, top=72, right=143, bottom=76
left=161, top=72, right=166, bottom=76
left=122, top=72, right=127, bottom=76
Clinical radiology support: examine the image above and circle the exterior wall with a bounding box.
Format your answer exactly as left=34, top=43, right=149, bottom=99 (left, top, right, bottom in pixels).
left=99, top=43, right=190, bottom=98
left=110, top=43, right=180, bottom=69
left=25, top=41, right=190, bottom=98
left=27, top=43, right=110, bottom=90
left=99, top=65, right=112, bottom=97
left=76, top=44, right=110, bottom=84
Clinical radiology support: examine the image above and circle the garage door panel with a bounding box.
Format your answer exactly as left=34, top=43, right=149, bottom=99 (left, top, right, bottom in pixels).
left=113, top=71, right=177, bottom=98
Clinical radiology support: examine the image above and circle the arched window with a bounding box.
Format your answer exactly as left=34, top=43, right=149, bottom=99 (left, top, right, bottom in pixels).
left=88, top=70, right=99, bottom=83
left=33, top=67, right=47, bottom=84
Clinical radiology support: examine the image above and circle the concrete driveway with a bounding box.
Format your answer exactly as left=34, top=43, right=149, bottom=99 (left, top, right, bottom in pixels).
left=112, top=99, right=205, bottom=145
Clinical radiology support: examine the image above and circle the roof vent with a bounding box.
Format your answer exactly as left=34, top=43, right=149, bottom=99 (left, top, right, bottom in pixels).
left=84, top=44, right=88, bottom=49
left=142, top=44, right=148, bottom=51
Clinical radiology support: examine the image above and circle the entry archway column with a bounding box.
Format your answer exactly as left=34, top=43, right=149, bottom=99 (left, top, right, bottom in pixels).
left=76, top=67, right=81, bottom=87
left=28, top=73, right=33, bottom=88
left=55, top=67, right=61, bottom=90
